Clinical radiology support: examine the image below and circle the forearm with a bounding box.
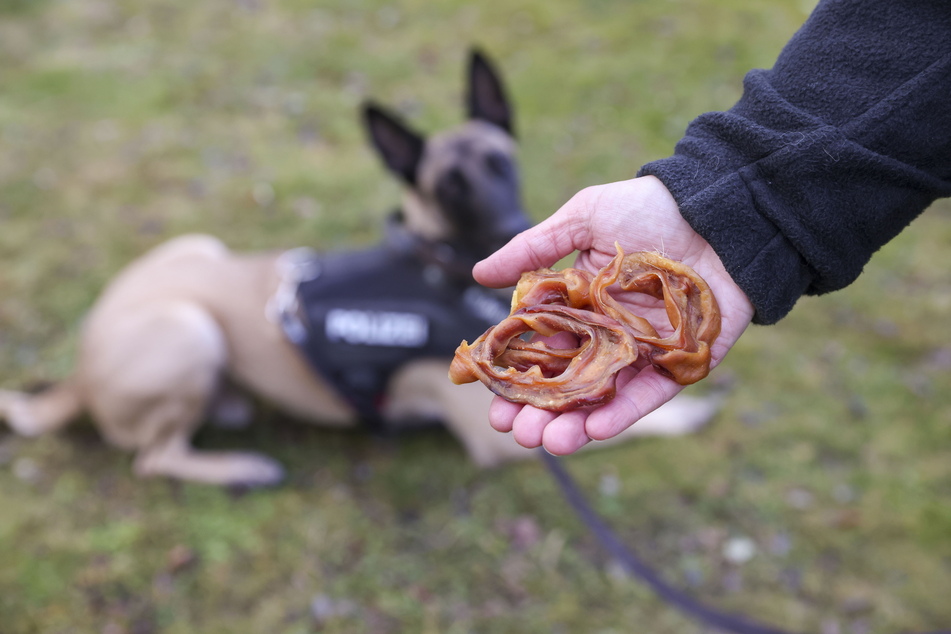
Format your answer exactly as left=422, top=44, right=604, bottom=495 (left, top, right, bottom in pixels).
left=639, top=0, right=951, bottom=324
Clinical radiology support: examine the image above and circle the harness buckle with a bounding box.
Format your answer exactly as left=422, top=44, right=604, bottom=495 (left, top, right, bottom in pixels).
left=266, top=247, right=321, bottom=343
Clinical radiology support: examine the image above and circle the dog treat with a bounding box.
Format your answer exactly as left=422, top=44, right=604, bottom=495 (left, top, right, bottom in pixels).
left=449, top=245, right=721, bottom=411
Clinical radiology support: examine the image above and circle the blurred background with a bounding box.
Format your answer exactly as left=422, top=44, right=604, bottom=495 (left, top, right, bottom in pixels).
left=1, top=0, right=949, bottom=632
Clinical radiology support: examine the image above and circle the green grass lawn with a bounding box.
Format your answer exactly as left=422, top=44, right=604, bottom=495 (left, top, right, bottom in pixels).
left=2, top=1, right=950, bottom=632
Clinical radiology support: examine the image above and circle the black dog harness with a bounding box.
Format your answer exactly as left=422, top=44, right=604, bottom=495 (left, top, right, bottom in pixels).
left=269, top=214, right=511, bottom=426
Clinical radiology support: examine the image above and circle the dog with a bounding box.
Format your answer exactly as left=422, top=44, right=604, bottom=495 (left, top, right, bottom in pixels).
left=0, top=50, right=720, bottom=487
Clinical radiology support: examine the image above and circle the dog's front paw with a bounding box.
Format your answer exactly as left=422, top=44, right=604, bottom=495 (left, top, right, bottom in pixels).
left=134, top=447, right=286, bottom=488
left=226, top=452, right=287, bottom=488
left=0, top=392, right=35, bottom=436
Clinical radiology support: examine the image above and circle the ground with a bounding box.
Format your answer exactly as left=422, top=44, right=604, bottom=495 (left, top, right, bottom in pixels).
left=1, top=1, right=950, bottom=632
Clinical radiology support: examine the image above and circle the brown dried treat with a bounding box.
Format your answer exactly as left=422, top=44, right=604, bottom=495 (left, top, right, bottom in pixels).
left=449, top=245, right=721, bottom=411
left=591, top=250, right=721, bottom=386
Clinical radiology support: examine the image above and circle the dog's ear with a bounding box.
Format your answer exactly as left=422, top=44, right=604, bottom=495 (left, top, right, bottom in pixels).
left=467, top=48, right=514, bottom=137
left=362, top=102, right=425, bottom=185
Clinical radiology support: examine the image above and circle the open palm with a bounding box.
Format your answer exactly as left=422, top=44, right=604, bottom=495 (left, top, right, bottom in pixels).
left=472, top=176, right=755, bottom=455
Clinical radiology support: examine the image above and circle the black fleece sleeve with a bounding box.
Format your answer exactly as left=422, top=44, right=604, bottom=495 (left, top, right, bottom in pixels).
left=638, top=0, right=951, bottom=324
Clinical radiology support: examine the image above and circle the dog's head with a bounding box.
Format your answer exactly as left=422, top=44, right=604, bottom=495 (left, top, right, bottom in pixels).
left=362, top=49, right=532, bottom=262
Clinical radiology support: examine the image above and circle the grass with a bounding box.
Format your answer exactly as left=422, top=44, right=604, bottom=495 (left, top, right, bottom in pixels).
left=1, top=0, right=950, bottom=632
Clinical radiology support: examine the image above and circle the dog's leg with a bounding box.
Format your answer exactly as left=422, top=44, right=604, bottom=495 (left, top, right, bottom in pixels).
left=608, top=391, right=724, bottom=438
left=133, top=430, right=285, bottom=487
left=386, top=360, right=724, bottom=468
left=385, top=359, right=536, bottom=467
left=449, top=387, right=721, bottom=467
left=0, top=380, right=83, bottom=437
left=83, top=301, right=284, bottom=487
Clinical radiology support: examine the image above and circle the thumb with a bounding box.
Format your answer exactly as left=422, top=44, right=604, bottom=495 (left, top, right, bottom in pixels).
left=473, top=189, right=595, bottom=288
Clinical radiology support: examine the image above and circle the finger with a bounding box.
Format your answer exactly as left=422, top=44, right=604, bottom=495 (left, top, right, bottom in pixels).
left=488, top=396, right=522, bottom=433
left=541, top=410, right=591, bottom=455
left=511, top=405, right=559, bottom=448
left=584, top=367, right=683, bottom=441
left=472, top=217, right=579, bottom=287
left=472, top=189, right=596, bottom=288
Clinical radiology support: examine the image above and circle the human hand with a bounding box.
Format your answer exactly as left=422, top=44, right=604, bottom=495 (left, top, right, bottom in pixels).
left=472, top=175, right=755, bottom=456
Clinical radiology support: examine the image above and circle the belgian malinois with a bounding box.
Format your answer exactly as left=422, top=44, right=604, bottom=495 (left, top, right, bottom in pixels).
left=0, top=50, right=720, bottom=487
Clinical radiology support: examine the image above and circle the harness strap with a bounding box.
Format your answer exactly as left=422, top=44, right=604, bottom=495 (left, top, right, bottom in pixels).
left=266, top=247, right=322, bottom=345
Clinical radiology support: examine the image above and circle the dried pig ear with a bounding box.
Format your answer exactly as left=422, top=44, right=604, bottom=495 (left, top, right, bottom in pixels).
left=593, top=250, right=720, bottom=386
left=450, top=246, right=721, bottom=412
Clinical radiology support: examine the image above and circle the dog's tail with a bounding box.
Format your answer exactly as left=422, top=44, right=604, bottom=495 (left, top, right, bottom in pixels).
left=0, top=379, right=83, bottom=437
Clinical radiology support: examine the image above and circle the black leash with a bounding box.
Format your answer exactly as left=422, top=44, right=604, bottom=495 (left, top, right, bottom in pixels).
left=539, top=450, right=951, bottom=634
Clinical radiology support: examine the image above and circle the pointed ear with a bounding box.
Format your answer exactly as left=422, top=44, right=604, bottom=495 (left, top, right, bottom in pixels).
left=362, top=102, right=425, bottom=185
left=467, top=48, right=514, bottom=136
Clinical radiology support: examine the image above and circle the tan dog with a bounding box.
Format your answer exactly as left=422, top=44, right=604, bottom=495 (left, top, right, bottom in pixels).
left=0, top=51, right=720, bottom=487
